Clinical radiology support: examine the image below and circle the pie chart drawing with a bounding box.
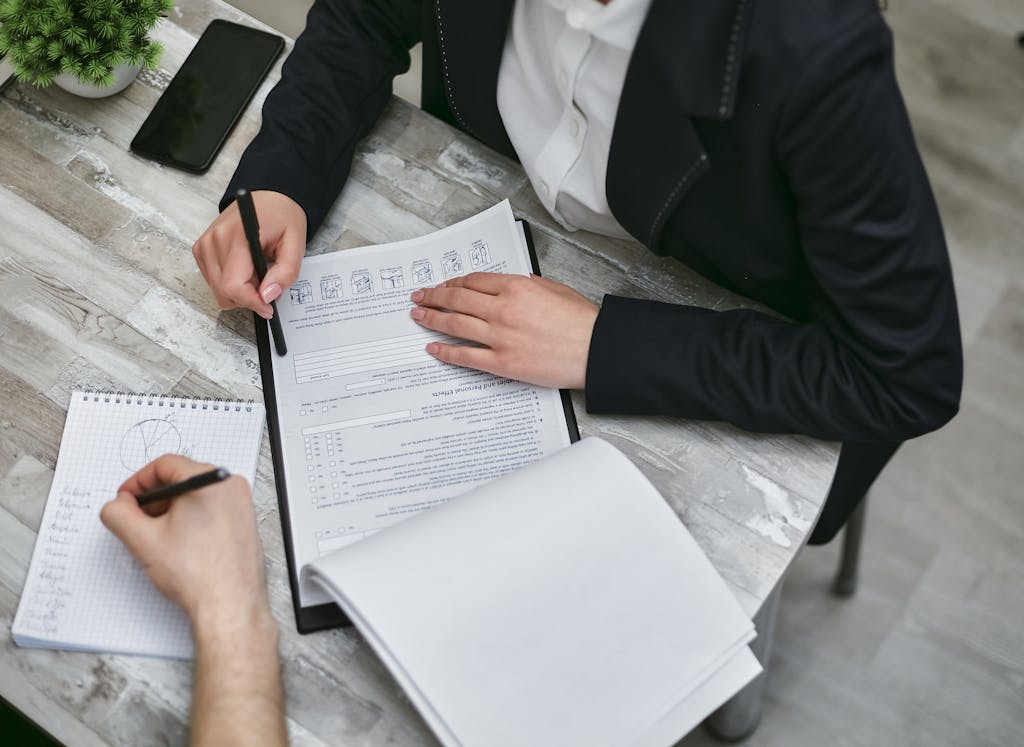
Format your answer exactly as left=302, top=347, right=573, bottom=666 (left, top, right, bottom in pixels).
left=120, top=419, right=183, bottom=471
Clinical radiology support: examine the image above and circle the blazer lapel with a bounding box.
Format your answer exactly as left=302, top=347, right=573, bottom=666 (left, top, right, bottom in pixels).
left=431, top=0, right=754, bottom=249
left=432, top=0, right=518, bottom=157
left=607, top=0, right=752, bottom=248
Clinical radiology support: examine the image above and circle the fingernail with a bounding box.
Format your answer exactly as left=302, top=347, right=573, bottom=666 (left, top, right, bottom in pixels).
left=258, top=308, right=273, bottom=320
left=410, top=307, right=426, bottom=320
left=411, top=290, right=424, bottom=303
left=261, top=283, right=282, bottom=303
left=426, top=343, right=439, bottom=354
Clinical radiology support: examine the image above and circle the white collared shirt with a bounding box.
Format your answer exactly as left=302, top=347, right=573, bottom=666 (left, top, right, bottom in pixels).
left=497, top=0, right=652, bottom=239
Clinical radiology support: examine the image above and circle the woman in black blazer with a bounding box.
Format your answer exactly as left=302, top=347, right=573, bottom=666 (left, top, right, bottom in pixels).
left=194, top=0, right=962, bottom=543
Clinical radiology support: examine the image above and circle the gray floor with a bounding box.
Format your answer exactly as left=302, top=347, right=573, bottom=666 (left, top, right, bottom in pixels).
left=233, top=1, right=1024, bottom=744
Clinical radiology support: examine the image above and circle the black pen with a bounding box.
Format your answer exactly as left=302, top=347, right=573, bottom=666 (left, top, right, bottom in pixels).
left=136, top=467, right=231, bottom=507
left=236, top=188, right=288, bottom=356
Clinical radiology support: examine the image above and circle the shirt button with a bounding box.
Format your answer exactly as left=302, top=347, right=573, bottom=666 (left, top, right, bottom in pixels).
left=540, top=182, right=550, bottom=198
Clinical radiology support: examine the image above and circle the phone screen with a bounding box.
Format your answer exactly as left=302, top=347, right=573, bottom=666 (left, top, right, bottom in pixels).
left=130, top=20, right=284, bottom=173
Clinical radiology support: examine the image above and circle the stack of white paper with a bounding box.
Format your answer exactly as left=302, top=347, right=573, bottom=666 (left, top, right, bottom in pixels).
left=305, top=437, right=759, bottom=746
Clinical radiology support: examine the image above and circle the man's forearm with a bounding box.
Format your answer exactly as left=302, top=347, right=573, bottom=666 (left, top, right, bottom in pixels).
left=191, top=606, right=286, bottom=747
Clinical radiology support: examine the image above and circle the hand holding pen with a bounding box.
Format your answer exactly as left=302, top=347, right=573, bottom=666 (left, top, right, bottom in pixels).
left=236, top=188, right=288, bottom=355
left=136, top=466, right=231, bottom=507
left=191, top=189, right=306, bottom=345
left=100, top=455, right=282, bottom=744
left=100, top=455, right=269, bottom=621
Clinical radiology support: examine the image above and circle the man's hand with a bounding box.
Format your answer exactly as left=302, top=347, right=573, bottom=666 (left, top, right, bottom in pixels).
left=193, top=190, right=307, bottom=319
left=410, top=273, right=600, bottom=390
left=100, top=455, right=271, bottom=636
left=101, top=455, right=286, bottom=747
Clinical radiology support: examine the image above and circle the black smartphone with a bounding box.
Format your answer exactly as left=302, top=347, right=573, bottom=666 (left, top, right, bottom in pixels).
left=130, top=20, right=284, bottom=173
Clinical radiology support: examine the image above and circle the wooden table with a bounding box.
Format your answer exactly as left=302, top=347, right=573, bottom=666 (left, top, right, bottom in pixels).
left=0, top=2, right=839, bottom=744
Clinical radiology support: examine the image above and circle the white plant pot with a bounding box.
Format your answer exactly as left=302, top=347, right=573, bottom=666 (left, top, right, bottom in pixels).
left=54, top=63, right=141, bottom=98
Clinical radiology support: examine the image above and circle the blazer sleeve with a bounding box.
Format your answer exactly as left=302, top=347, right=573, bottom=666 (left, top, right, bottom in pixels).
left=221, top=0, right=422, bottom=235
left=585, top=15, right=962, bottom=442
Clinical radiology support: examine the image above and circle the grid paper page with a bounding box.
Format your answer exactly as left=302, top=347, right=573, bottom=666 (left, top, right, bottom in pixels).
left=11, top=391, right=266, bottom=659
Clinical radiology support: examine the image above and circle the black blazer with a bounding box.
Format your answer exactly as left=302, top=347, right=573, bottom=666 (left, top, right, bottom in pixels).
left=225, top=0, right=962, bottom=540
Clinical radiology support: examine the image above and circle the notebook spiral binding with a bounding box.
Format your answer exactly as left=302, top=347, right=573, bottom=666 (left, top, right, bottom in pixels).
left=79, top=390, right=255, bottom=412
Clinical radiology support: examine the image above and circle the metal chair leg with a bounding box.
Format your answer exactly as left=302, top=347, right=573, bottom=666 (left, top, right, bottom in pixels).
left=832, top=494, right=868, bottom=597
left=705, top=495, right=869, bottom=741
left=704, top=579, right=784, bottom=742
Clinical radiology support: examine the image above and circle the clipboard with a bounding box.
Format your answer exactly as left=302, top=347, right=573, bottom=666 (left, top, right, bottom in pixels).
left=255, top=219, right=580, bottom=633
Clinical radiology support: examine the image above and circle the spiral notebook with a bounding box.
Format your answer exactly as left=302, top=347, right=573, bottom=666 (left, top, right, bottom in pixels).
left=11, top=391, right=266, bottom=659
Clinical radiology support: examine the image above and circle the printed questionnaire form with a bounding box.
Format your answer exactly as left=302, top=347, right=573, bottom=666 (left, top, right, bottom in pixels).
left=267, top=202, right=574, bottom=608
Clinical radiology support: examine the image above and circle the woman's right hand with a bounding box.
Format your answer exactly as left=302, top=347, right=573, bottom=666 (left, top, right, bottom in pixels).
left=192, top=190, right=308, bottom=319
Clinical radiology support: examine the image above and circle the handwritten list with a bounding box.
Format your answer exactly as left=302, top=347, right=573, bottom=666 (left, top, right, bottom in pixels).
left=12, top=391, right=265, bottom=659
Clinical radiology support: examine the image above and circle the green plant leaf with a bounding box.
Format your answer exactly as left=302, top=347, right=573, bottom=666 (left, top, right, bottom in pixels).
left=85, top=57, right=107, bottom=79
left=95, top=18, right=115, bottom=39
left=81, top=0, right=104, bottom=21
left=102, top=50, right=124, bottom=68
left=79, top=38, right=100, bottom=56
left=114, top=27, right=131, bottom=50
left=60, top=25, right=85, bottom=45
left=142, top=38, right=162, bottom=68
left=53, top=1, right=73, bottom=27
left=25, top=34, right=44, bottom=54
left=0, top=0, right=22, bottom=23
left=12, top=15, right=31, bottom=35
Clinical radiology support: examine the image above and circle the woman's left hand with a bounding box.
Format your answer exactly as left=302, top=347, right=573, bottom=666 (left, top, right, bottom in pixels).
left=410, top=272, right=600, bottom=390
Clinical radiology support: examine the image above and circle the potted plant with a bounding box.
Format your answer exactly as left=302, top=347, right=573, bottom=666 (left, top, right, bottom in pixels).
left=0, top=0, right=172, bottom=98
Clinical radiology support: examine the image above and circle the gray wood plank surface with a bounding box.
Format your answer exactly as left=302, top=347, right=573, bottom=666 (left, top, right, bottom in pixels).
left=0, top=2, right=838, bottom=744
